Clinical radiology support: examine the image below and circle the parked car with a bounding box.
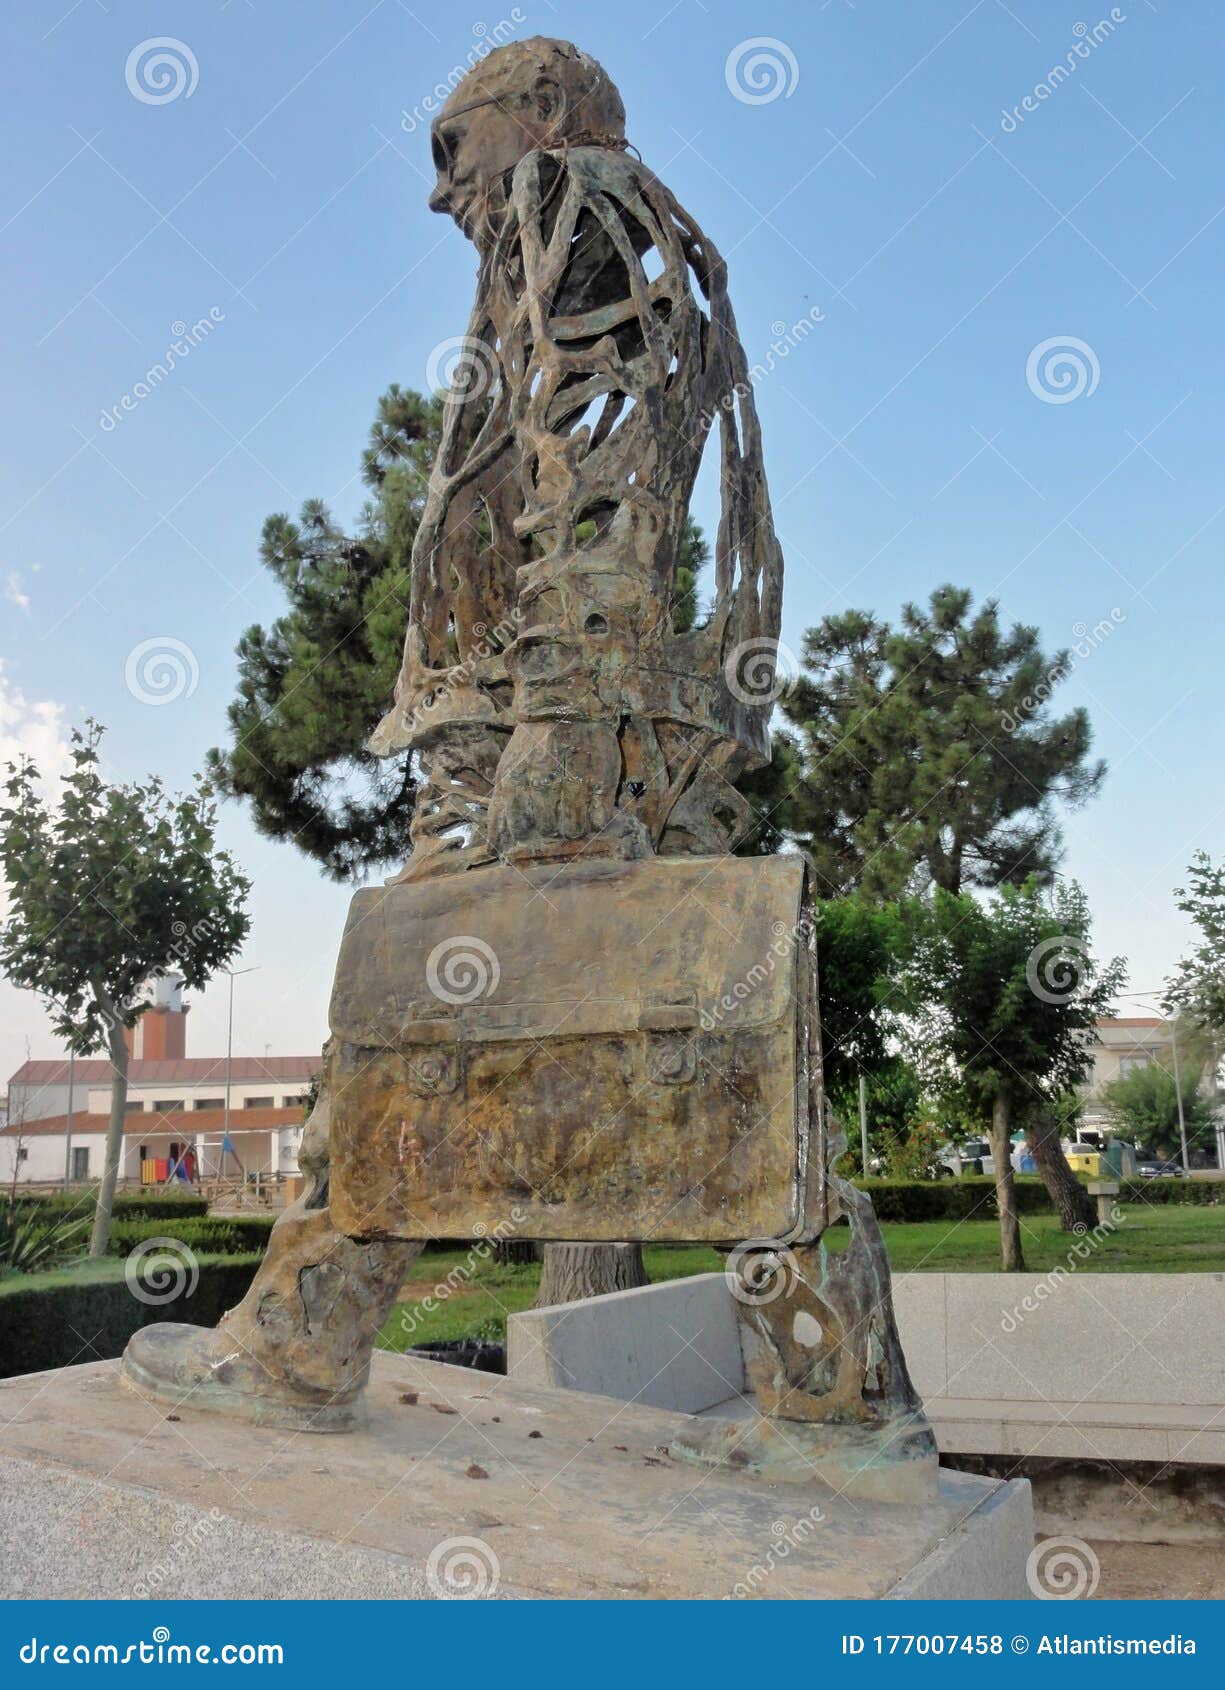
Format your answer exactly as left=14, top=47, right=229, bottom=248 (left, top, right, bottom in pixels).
left=1136, top=1158, right=1184, bottom=1178
left=931, top=1139, right=991, bottom=1177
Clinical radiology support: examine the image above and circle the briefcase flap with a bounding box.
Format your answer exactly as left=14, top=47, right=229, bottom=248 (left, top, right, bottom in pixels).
left=327, top=853, right=814, bottom=1244
left=329, top=854, right=807, bottom=1048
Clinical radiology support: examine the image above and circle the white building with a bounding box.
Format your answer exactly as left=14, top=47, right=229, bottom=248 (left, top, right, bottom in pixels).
left=2, top=993, right=320, bottom=1187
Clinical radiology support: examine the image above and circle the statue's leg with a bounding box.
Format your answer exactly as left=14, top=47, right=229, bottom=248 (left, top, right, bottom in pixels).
left=120, top=1073, right=420, bottom=1432
left=668, top=1178, right=938, bottom=1500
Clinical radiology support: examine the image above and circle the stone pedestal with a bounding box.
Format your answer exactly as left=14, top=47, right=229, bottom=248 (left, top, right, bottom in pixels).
left=0, top=1351, right=1031, bottom=1600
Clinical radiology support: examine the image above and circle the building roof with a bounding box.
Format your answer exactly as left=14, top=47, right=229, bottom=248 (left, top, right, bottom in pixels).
left=1096, top=1017, right=1166, bottom=1029
left=8, top=1055, right=321, bottom=1088
left=1, top=1105, right=304, bottom=1138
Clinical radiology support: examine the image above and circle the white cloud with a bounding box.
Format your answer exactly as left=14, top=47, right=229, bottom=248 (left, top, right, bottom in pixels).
left=4, top=572, right=30, bottom=613
left=0, top=661, right=71, bottom=790
left=0, top=668, right=73, bottom=1083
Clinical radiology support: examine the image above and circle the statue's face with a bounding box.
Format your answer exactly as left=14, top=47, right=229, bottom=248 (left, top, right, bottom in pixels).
left=428, top=70, right=574, bottom=239
left=428, top=82, right=545, bottom=239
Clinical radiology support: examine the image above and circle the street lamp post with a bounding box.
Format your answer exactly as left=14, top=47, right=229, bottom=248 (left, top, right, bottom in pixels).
left=222, top=966, right=259, bottom=1179
left=62, top=1047, right=75, bottom=1193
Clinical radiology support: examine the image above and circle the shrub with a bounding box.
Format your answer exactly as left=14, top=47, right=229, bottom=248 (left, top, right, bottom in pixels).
left=108, top=1215, right=277, bottom=1257
left=11, top=1190, right=208, bottom=1222
left=1118, top=1176, right=1222, bottom=1206
left=0, top=1253, right=262, bottom=1379
left=856, top=1176, right=1053, bottom=1223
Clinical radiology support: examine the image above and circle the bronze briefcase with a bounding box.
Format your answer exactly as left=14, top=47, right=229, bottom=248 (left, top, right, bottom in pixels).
left=327, top=853, right=822, bottom=1244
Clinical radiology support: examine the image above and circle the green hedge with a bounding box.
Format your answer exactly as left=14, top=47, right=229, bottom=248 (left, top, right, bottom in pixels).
left=1118, top=1177, right=1223, bottom=1206
left=856, top=1176, right=1053, bottom=1223
left=108, top=1215, right=277, bottom=1257
left=0, top=1253, right=262, bottom=1379
left=12, top=1190, right=208, bottom=1222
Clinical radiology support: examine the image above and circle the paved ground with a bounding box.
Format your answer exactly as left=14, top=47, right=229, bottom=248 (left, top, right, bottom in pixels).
left=1089, top=1539, right=1225, bottom=1600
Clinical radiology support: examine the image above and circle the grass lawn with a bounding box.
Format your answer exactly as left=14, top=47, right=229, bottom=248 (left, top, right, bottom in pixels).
left=376, top=1202, right=1225, bottom=1353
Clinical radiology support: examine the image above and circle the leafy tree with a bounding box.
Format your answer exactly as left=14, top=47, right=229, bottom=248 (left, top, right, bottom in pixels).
left=1166, top=850, right=1225, bottom=1046
left=1101, top=1062, right=1215, bottom=1158
left=904, top=879, right=1125, bottom=1268
left=810, top=895, right=928, bottom=1171
left=758, top=585, right=1105, bottom=901
left=0, top=725, right=250, bottom=1255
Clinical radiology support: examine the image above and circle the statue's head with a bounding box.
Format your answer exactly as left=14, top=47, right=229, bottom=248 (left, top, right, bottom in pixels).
left=428, top=37, right=625, bottom=239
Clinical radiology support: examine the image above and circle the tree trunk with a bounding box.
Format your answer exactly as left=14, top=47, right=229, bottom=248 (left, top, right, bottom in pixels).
left=492, top=1239, right=537, bottom=1266
left=990, top=1092, right=1026, bottom=1272
left=88, top=995, right=129, bottom=1258
left=1025, top=1109, right=1096, bottom=1231
left=534, top=1242, right=648, bottom=1309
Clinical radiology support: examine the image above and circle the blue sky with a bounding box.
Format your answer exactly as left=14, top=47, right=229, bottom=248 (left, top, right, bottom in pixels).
left=1, top=0, right=1220, bottom=1075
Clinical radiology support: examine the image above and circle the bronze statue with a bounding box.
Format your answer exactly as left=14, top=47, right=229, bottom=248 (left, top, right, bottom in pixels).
left=122, top=38, right=933, bottom=1499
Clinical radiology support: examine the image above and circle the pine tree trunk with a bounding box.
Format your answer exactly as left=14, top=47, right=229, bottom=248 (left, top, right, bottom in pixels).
left=89, top=994, right=129, bottom=1258
left=534, top=1242, right=648, bottom=1309
left=990, top=1092, right=1026, bottom=1272
left=1025, top=1109, right=1096, bottom=1231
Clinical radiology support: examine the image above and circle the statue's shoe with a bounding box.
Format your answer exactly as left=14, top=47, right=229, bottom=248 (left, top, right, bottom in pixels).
left=119, top=1322, right=363, bottom=1433
left=667, top=1406, right=939, bottom=1504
